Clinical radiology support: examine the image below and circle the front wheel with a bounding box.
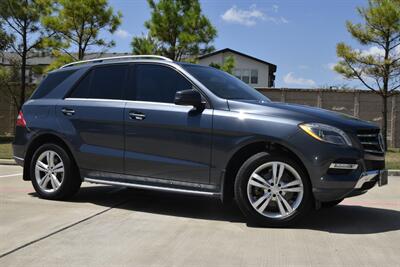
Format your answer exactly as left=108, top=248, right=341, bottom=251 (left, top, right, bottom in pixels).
left=234, top=152, right=312, bottom=227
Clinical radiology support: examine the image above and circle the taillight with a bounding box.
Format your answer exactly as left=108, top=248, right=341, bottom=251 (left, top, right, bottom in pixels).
left=16, top=111, right=26, bottom=127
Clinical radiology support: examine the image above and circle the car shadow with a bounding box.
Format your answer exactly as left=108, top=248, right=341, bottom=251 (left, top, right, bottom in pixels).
left=29, top=185, right=400, bottom=234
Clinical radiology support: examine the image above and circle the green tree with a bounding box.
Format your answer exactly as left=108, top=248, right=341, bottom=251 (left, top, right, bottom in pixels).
left=209, top=56, right=236, bottom=74
left=131, top=34, right=159, bottom=55
left=132, top=0, right=217, bottom=61
left=0, top=23, right=12, bottom=53
left=43, top=0, right=122, bottom=70
left=334, top=0, right=400, bottom=148
left=0, top=0, right=52, bottom=110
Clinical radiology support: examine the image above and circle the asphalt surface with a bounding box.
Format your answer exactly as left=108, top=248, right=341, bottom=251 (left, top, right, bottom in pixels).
left=0, top=164, right=399, bottom=267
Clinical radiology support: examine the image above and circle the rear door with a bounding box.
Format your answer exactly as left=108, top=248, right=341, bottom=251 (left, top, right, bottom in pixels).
left=57, top=64, right=128, bottom=177
left=124, top=63, right=213, bottom=184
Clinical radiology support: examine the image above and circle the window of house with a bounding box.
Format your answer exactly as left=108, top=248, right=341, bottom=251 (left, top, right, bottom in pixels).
left=251, top=69, right=258, bottom=84
left=242, top=70, right=250, bottom=84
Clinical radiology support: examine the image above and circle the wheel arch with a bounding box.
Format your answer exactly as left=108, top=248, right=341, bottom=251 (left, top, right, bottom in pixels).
left=23, top=133, right=79, bottom=181
left=221, top=139, right=310, bottom=203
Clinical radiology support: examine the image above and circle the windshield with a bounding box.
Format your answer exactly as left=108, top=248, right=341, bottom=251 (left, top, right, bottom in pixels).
left=182, top=64, right=270, bottom=101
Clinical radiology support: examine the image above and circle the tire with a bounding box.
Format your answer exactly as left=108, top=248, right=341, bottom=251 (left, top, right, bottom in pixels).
left=234, top=152, right=312, bottom=227
left=321, top=199, right=343, bottom=208
left=30, top=143, right=81, bottom=200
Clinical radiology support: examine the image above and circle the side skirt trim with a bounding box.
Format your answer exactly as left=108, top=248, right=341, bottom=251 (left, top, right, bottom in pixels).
left=84, top=177, right=220, bottom=197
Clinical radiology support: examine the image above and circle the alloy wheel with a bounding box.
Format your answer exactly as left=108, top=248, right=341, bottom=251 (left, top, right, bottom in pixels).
left=247, top=161, right=304, bottom=219
left=35, top=150, right=65, bottom=193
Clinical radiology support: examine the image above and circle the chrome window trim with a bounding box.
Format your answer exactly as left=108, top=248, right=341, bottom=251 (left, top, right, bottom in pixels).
left=64, top=97, right=194, bottom=107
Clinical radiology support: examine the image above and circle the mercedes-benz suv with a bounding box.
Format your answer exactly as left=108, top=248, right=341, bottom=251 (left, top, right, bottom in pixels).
left=13, top=55, right=388, bottom=226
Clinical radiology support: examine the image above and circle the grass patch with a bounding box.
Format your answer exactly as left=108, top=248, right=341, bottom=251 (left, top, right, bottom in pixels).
left=0, top=143, right=13, bottom=159
left=386, top=149, right=400, bottom=170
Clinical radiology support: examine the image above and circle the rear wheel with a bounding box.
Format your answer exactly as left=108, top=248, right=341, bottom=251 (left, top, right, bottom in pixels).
left=234, top=152, right=312, bottom=227
left=30, top=143, right=81, bottom=200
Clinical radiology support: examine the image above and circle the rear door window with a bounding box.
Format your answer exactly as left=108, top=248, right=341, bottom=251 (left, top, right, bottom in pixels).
left=31, top=70, right=77, bottom=99
left=127, top=64, right=192, bottom=103
left=69, top=65, right=128, bottom=100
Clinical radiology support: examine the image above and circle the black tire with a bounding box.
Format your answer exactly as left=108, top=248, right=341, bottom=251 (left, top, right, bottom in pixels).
left=321, top=199, right=343, bottom=208
left=234, top=152, right=312, bottom=227
left=30, top=143, right=81, bottom=200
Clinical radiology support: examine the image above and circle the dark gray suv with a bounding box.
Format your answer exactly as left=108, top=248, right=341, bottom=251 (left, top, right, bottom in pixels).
left=13, top=55, right=388, bottom=226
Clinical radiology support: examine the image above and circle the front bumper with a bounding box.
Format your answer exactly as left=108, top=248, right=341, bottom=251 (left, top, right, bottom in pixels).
left=313, top=167, right=388, bottom=202
left=355, top=169, right=388, bottom=189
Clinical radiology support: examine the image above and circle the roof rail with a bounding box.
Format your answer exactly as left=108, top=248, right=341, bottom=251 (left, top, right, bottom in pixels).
left=60, top=55, right=173, bottom=69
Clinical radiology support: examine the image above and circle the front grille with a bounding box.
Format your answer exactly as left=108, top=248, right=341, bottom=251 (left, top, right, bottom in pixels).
left=357, top=129, right=384, bottom=155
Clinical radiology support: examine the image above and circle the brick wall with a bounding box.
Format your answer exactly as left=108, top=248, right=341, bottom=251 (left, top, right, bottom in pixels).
left=257, top=88, right=399, bottom=148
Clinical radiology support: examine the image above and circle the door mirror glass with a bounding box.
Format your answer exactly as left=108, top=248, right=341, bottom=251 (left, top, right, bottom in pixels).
left=174, top=89, right=204, bottom=108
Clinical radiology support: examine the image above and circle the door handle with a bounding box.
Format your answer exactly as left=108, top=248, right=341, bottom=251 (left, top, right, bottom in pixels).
left=61, top=108, right=75, bottom=116
left=129, top=111, right=146, bottom=120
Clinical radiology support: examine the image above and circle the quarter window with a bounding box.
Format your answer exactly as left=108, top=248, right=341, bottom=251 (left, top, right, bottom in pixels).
left=129, top=64, right=192, bottom=103
left=31, top=70, right=77, bottom=99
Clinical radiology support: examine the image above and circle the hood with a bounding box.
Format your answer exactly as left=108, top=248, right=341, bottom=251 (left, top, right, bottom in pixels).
left=227, top=100, right=378, bottom=132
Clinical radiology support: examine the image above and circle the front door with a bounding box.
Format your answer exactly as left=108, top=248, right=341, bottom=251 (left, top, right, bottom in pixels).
left=124, top=63, right=212, bottom=184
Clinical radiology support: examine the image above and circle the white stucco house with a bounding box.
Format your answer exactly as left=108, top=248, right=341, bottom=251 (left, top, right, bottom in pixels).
left=198, top=48, right=277, bottom=88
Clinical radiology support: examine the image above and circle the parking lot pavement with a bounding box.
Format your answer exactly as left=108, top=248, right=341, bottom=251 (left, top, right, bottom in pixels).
left=0, top=164, right=399, bottom=267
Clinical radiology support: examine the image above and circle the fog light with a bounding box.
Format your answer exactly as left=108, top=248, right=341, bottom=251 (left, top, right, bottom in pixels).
left=329, top=163, right=358, bottom=170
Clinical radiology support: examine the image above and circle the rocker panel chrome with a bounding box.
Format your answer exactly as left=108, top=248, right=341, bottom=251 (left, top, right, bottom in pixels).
left=84, top=177, right=219, bottom=196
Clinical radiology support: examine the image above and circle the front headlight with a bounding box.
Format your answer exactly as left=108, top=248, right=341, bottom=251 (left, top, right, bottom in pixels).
left=299, top=123, right=352, bottom=146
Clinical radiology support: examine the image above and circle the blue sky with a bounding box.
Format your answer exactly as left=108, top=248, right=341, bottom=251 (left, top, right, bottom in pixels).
left=102, top=0, right=371, bottom=88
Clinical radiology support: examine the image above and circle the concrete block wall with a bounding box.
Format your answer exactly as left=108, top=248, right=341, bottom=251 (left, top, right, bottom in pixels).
left=258, top=88, right=399, bottom=148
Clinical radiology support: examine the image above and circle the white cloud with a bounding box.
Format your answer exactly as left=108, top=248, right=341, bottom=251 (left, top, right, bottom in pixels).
left=324, top=62, right=336, bottom=70
left=272, top=4, right=279, bottom=12
left=115, top=29, right=132, bottom=39
left=221, top=5, right=288, bottom=26
left=283, top=72, right=316, bottom=86
left=360, top=46, right=384, bottom=57
left=359, top=45, right=400, bottom=57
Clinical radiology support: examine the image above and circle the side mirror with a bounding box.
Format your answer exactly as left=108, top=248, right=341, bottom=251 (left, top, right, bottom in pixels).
left=174, top=89, right=204, bottom=109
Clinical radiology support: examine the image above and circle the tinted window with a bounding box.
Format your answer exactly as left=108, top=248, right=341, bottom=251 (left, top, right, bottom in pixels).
left=70, top=71, right=91, bottom=98
left=182, top=64, right=269, bottom=101
left=69, top=65, right=127, bottom=99
left=31, top=70, right=77, bottom=99
left=129, top=64, right=192, bottom=103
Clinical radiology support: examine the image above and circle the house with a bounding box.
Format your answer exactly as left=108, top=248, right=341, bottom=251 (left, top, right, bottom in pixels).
left=0, top=52, right=131, bottom=84
left=198, top=48, right=277, bottom=88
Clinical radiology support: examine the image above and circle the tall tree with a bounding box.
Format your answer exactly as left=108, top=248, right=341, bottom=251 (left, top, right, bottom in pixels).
left=131, top=34, right=159, bottom=55
left=209, top=56, right=236, bottom=74
left=334, top=0, right=400, bottom=149
left=0, top=0, right=51, bottom=110
left=0, top=23, right=12, bottom=53
left=132, top=0, right=217, bottom=61
left=43, top=0, right=122, bottom=70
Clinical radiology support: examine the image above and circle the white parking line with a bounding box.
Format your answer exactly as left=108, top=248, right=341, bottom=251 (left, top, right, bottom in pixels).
left=0, top=173, right=22, bottom=178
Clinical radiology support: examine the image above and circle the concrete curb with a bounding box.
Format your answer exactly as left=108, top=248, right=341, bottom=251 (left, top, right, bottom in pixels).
left=0, top=159, right=16, bottom=165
